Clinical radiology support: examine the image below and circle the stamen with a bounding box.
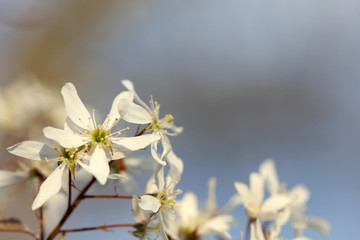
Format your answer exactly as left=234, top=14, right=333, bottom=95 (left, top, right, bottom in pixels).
left=110, top=126, right=130, bottom=137
left=92, top=109, right=97, bottom=127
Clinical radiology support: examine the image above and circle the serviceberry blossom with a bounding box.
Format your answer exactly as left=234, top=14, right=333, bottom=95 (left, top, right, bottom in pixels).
left=118, top=80, right=183, bottom=165
left=234, top=172, right=290, bottom=222
left=7, top=141, right=92, bottom=209
left=175, top=177, right=241, bottom=239
left=132, top=160, right=183, bottom=240
left=250, top=219, right=311, bottom=240
left=43, top=82, right=160, bottom=184
left=259, top=159, right=330, bottom=237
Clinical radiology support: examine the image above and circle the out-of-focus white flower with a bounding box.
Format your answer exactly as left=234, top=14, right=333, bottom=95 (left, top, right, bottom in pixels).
left=43, top=82, right=160, bottom=185
left=0, top=75, right=65, bottom=133
left=0, top=170, right=27, bottom=188
left=250, top=220, right=311, bottom=240
left=234, top=172, right=290, bottom=222
left=259, top=159, right=330, bottom=236
left=175, top=177, right=241, bottom=239
left=118, top=80, right=183, bottom=165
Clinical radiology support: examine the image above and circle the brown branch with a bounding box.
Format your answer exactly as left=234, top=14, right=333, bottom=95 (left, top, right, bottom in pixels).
left=59, top=223, right=135, bottom=234
left=46, top=177, right=97, bottom=240
left=0, top=229, right=37, bottom=239
left=82, top=195, right=132, bottom=199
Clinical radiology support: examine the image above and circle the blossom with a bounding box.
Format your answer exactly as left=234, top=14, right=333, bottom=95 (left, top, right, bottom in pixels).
left=117, top=80, right=183, bottom=165
left=132, top=153, right=183, bottom=240
left=234, top=172, right=290, bottom=222
left=7, top=140, right=101, bottom=210
left=43, top=82, right=160, bottom=184
left=259, top=159, right=330, bottom=236
left=250, top=219, right=311, bottom=240
left=175, top=177, right=241, bottom=239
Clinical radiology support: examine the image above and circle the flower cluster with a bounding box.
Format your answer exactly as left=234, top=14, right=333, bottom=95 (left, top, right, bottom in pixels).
left=0, top=81, right=330, bottom=240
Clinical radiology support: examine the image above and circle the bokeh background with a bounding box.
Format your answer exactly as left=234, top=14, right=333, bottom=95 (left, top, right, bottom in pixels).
left=0, top=0, right=359, bottom=239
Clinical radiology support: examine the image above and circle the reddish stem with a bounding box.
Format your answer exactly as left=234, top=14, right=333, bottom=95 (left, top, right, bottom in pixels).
left=82, top=195, right=132, bottom=199
left=59, top=223, right=135, bottom=233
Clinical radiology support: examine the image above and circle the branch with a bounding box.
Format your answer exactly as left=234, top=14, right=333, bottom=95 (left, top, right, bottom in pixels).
left=59, top=223, right=135, bottom=234
left=82, top=195, right=132, bottom=199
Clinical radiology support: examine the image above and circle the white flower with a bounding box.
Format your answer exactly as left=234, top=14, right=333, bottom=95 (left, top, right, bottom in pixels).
left=132, top=157, right=183, bottom=240
left=250, top=220, right=311, bottom=240
left=234, top=172, right=290, bottom=222
left=0, top=170, right=27, bottom=188
left=7, top=140, right=98, bottom=210
left=43, top=82, right=160, bottom=184
left=117, top=80, right=183, bottom=165
left=259, top=159, right=330, bottom=236
left=176, top=177, right=241, bottom=239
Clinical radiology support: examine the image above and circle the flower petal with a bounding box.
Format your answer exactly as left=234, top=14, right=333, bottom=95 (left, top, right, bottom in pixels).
left=132, top=195, right=152, bottom=223
left=260, top=194, right=290, bottom=221
left=198, top=215, right=236, bottom=239
left=105, top=91, right=134, bottom=127
left=138, top=195, right=161, bottom=212
left=306, top=216, right=331, bottom=235
left=259, top=159, right=280, bottom=195
left=160, top=133, right=172, bottom=160
left=7, top=141, right=59, bottom=161
left=177, top=192, right=199, bottom=227
left=249, top=173, right=264, bottom=208
left=112, top=134, right=160, bottom=151
left=206, top=177, right=217, bottom=213
left=43, top=127, right=87, bottom=148
left=121, top=80, right=151, bottom=111
left=250, top=220, right=266, bottom=240
left=61, top=82, right=93, bottom=129
left=108, top=173, right=127, bottom=180
left=0, top=170, right=26, bottom=187
left=117, top=99, right=152, bottom=124
left=167, top=151, right=183, bottom=183
left=151, top=141, right=166, bottom=165
left=290, top=185, right=310, bottom=207
left=159, top=212, right=170, bottom=240
left=32, top=163, right=66, bottom=210
left=234, top=181, right=250, bottom=207
left=88, top=145, right=110, bottom=185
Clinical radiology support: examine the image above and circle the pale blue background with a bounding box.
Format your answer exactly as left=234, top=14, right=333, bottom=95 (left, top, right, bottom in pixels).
left=1, top=1, right=360, bottom=239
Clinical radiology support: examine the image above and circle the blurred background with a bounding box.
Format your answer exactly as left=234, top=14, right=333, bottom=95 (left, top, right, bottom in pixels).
left=0, top=0, right=359, bottom=239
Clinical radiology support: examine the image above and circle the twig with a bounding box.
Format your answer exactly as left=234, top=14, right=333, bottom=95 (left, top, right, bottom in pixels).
left=0, top=229, right=37, bottom=239
left=59, top=223, right=135, bottom=234
left=82, top=195, right=132, bottom=199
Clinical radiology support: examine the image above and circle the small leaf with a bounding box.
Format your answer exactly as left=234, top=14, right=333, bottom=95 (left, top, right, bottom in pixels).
left=0, top=216, right=26, bottom=231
